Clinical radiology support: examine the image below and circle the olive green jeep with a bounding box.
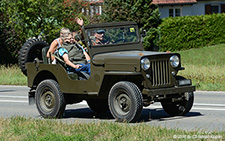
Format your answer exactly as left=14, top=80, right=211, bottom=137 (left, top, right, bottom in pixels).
left=19, top=21, right=195, bottom=122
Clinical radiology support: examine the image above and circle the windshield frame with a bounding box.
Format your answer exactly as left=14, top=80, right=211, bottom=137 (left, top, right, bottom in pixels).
left=86, top=26, right=140, bottom=47
left=83, top=21, right=144, bottom=57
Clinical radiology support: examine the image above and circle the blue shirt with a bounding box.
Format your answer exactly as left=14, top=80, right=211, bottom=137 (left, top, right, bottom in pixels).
left=58, top=48, right=68, bottom=57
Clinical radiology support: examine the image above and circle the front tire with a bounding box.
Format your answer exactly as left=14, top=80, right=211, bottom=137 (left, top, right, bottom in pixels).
left=35, top=79, right=66, bottom=118
left=108, top=81, right=143, bottom=123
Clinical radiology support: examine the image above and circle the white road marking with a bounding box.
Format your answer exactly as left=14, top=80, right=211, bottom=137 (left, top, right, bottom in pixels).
left=1, top=96, right=225, bottom=111
left=0, top=95, right=27, bottom=99
left=194, top=103, right=225, bottom=107
left=147, top=105, right=225, bottom=111
left=191, top=107, right=225, bottom=111
left=0, top=100, right=28, bottom=103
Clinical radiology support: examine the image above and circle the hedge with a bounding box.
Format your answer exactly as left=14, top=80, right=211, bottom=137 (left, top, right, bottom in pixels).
left=158, top=13, right=225, bottom=51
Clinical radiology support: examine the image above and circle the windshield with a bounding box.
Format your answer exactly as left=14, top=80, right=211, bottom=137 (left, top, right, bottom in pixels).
left=87, top=26, right=139, bottom=46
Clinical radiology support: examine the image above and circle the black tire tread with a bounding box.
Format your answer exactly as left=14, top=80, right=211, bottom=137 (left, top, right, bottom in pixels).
left=161, top=76, right=194, bottom=116
left=108, top=81, right=143, bottom=123
left=35, top=79, right=66, bottom=118
left=18, top=38, right=48, bottom=76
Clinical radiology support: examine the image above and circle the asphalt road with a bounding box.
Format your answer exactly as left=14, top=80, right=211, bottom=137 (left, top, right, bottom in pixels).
left=0, top=85, right=225, bottom=132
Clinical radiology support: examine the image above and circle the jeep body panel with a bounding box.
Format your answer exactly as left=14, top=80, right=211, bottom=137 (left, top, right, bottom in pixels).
left=27, top=49, right=194, bottom=96
left=26, top=63, right=102, bottom=95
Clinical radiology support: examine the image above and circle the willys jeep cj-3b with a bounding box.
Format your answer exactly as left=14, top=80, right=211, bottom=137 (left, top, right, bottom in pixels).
left=19, top=21, right=195, bottom=122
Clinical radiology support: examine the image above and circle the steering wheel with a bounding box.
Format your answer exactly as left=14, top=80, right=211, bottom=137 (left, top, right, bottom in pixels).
left=113, top=39, right=125, bottom=43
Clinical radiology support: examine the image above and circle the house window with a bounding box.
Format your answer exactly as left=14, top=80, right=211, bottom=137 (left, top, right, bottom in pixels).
left=211, top=5, right=219, bottom=13
left=169, top=8, right=181, bottom=17
left=205, top=4, right=225, bottom=14
left=175, top=9, right=181, bottom=16
left=169, top=9, right=173, bottom=17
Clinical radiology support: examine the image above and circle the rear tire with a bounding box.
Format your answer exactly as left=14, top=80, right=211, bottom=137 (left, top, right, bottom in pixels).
left=35, top=79, right=66, bottom=118
left=18, top=38, right=48, bottom=76
left=108, top=81, right=143, bottom=123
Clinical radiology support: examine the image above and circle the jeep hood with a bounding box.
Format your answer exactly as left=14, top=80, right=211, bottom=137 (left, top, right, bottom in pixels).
left=92, top=51, right=172, bottom=71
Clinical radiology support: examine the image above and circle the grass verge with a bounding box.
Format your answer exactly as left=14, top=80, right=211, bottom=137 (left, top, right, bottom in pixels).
left=0, top=65, right=26, bottom=85
left=0, top=116, right=224, bottom=140
left=177, top=44, right=225, bottom=91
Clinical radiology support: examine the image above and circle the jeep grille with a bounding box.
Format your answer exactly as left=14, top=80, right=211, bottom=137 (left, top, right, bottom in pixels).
left=151, top=60, right=170, bottom=86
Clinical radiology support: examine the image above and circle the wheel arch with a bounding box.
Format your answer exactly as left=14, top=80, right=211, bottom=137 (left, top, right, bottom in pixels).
left=33, top=70, right=58, bottom=88
left=98, top=74, right=144, bottom=99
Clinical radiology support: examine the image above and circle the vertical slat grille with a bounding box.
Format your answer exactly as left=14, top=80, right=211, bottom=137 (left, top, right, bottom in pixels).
left=151, top=60, right=170, bottom=86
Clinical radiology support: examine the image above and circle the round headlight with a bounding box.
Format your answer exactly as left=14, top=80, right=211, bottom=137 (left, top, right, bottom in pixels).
left=170, top=55, right=179, bottom=68
left=141, top=58, right=150, bottom=70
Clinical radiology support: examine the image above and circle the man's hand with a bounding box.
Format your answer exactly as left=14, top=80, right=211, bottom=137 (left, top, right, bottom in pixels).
left=75, top=17, right=84, bottom=26
left=74, top=64, right=82, bottom=69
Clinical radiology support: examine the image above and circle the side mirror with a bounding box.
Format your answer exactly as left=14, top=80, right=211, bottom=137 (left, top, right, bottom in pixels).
left=140, top=28, right=147, bottom=37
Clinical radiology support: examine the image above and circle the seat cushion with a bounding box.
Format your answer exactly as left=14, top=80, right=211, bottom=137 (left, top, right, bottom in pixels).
left=42, top=46, right=50, bottom=64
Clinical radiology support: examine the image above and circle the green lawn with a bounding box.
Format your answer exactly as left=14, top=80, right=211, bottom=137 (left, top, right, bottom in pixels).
left=0, top=65, right=26, bottom=85
left=177, top=44, right=225, bottom=91
left=0, top=116, right=223, bottom=140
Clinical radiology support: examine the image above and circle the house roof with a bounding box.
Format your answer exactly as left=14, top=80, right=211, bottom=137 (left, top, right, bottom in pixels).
left=152, top=0, right=197, bottom=5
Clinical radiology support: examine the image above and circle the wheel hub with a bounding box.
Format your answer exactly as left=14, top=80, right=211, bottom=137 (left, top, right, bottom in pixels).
left=45, top=94, right=53, bottom=108
left=40, top=89, right=55, bottom=112
left=115, top=93, right=131, bottom=115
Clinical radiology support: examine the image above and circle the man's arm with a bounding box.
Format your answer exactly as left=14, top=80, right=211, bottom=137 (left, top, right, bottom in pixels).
left=62, top=54, right=81, bottom=69
left=47, top=40, right=58, bottom=60
left=83, top=52, right=90, bottom=62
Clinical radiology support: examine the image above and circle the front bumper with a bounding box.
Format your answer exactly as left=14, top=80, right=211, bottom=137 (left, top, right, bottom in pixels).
left=142, top=85, right=196, bottom=96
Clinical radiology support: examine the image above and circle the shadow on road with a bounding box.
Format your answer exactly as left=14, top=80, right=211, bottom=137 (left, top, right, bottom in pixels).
left=139, top=108, right=202, bottom=122
left=63, top=108, right=114, bottom=120
left=63, top=107, right=202, bottom=123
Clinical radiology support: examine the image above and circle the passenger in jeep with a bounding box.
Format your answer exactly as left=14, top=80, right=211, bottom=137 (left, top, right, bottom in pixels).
left=91, top=30, right=109, bottom=45
left=47, top=17, right=85, bottom=64
left=59, top=34, right=91, bottom=75
left=47, top=27, right=70, bottom=64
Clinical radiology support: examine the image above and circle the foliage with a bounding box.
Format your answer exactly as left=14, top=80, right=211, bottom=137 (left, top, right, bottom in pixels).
left=0, top=2, right=22, bottom=64
left=101, top=0, right=161, bottom=50
left=0, top=0, right=161, bottom=65
left=159, top=13, right=225, bottom=51
left=60, top=0, right=90, bottom=30
left=0, top=0, right=84, bottom=65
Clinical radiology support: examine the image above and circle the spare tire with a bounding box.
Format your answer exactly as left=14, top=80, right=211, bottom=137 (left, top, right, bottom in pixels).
left=18, top=38, right=48, bottom=76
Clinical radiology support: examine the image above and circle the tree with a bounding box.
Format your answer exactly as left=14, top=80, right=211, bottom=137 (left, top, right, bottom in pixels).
left=101, top=0, right=161, bottom=50
left=0, top=0, right=84, bottom=64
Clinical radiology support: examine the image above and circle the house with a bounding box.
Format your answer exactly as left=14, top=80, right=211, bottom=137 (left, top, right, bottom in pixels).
left=152, top=0, right=225, bottom=18
left=81, top=0, right=104, bottom=16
